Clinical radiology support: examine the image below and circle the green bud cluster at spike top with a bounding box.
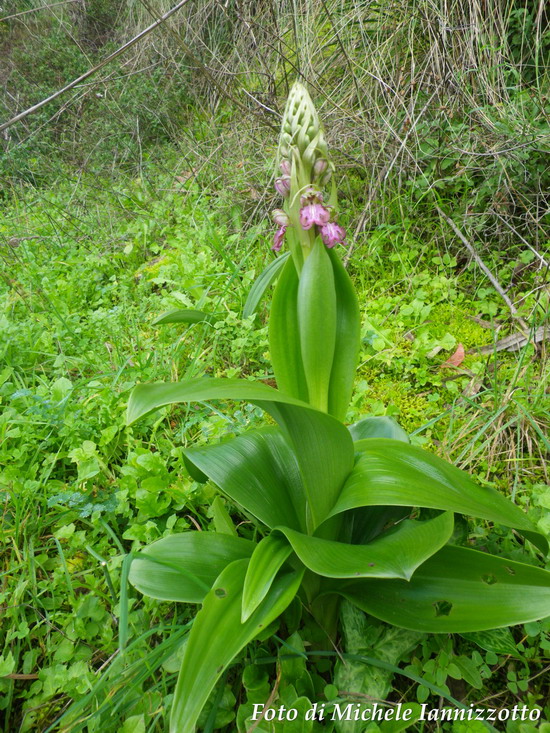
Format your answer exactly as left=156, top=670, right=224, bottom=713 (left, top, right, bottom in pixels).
left=272, top=83, right=346, bottom=268
left=279, top=82, right=329, bottom=164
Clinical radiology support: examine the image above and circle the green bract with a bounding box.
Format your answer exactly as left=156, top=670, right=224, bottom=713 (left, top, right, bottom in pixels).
left=125, top=82, right=550, bottom=733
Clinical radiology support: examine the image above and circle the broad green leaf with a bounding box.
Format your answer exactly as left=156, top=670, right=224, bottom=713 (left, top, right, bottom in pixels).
left=330, top=439, right=546, bottom=552
left=128, top=532, right=253, bottom=603
left=127, top=378, right=354, bottom=530
left=276, top=512, right=453, bottom=581
left=242, top=533, right=293, bottom=621
left=327, top=248, right=360, bottom=422
left=298, top=238, right=337, bottom=413
left=185, top=427, right=305, bottom=531
left=349, top=416, right=409, bottom=443
left=269, top=257, right=309, bottom=403
left=183, top=452, right=208, bottom=483
left=170, top=559, right=303, bottom=733
left=152, top=309, right=217, bottom=326
left=337, top=545, right=550, bottom=632
left=243, top=251, right=290, bottom=318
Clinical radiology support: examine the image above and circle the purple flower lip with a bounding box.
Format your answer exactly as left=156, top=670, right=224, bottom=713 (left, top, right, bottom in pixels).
left=272, top=225, right=287, bottom=252
left=320, top=222, right=346, bottom=248
left=299, top=203, right=330, bottom=230
left=274, top=176, right=291, bottom=196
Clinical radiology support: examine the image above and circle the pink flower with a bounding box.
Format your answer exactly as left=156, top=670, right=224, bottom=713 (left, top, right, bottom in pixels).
left=272, top=225, right=287, bottom=252
left=299, top=203, right=330, bottom=230
left=320, top=222, right=347, bottom=248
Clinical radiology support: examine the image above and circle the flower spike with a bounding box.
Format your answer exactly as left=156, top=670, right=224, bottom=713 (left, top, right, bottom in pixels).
left=270, top=81, right=346, bottom=266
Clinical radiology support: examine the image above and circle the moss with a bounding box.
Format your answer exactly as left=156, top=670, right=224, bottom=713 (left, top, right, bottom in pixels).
left=426, top=304, right=488, bottom=348
left=352, top=368, right=437, bottom=433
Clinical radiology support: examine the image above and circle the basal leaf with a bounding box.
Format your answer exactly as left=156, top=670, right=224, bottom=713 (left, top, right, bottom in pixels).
left=128, top=532, right=254, bottom=603
left=243, top=251, right=290, bottom=318
left=170, top=559, right=303, bottom=733
left=276, top=512, right=453, bottom=581
left=127, top=378, right=354, bottom=530
left=326, top=248, right=360, bottom=422
left=185, top=427, right=305, bottom=531
left=337, top=545, right=550, bottom=632
left=242, top=533, right=293, bottom=621
left=330, top=439, right=546, bottom=552
left=349, top=416, right=409, bottom=443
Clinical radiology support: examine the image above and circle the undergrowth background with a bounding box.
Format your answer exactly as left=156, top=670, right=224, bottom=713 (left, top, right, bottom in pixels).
left=0, top=1, right=549, bottom=731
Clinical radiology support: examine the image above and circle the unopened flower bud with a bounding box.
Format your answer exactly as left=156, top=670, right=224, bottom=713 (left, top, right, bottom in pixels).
left=280, top=159, right=291, bottom=176
left=272, top=209, right=289, bottom=226
left=313, top=159, right=328, bottom=177
left=274, top=176, right=291, bottom=197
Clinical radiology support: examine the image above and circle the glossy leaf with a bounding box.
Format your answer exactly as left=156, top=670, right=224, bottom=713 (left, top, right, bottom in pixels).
left=242, top=533, right=293, bottom=621
left=347, top=506, right=411, bottom=545
left=349, top=416, right=409, bottom=443
left=170, top=559, right=303, bottom=733
left=183, top=452, right=208, bottom=483
left=127, top=378, right=354, bottom=530
left=326, top=248, right=361, bottom=422
left=337, top=545, right=550, bottom=632
left=298, top=238, right=337, bottom=413
left=269, top=257, right=309, bottom=403
left=330, top=438, right=546, bottom=552
left=243, top=251, right=290, bottom=318
left=276, top=512, right=453, bottom=581
left=128, top=533, right=254, bottom=603
left=185, top=427, right=305, bottom=531
left=152, top=309, right=217, bottom=326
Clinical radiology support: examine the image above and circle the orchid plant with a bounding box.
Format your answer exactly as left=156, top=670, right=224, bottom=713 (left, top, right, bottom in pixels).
left=126, top=83, right=550, bottom=733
